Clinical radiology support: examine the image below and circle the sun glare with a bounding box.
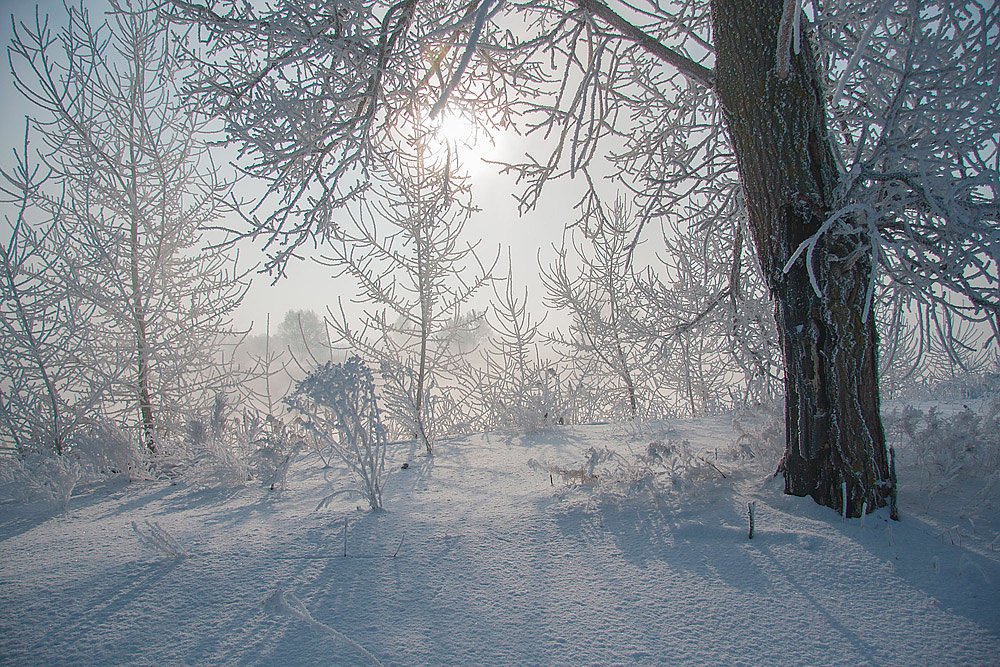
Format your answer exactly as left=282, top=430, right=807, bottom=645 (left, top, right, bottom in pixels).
left=428, top=111, right=499, bottom=176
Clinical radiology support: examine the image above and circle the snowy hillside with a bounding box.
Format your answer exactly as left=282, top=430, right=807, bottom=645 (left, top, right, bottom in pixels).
left=1, top=413, right=998, bottom=666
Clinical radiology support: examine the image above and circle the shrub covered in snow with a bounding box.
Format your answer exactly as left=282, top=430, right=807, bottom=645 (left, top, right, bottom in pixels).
left=0, top=452, right=84, bottom=510
left=68, top=421, right=149, bottom=481
left=168, top=391, right=307, bottom=493
left=886, top=401, right=1000, bottom=509
left=246, top=415, right=300, bottom=493
left=532, top=439, right=727, bottom=502
left=729, top=400, right=785, bottom=471
left=0, top=419, right=152, bottom=510
left=603, top=440, right=728, bottom=498
left=286, top=356, right=388, bottom=510
left=179, top=392, right=252, bottom=488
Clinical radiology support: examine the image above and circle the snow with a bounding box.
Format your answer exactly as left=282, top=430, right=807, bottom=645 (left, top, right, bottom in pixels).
left=1, top=416, right=998, bottom=666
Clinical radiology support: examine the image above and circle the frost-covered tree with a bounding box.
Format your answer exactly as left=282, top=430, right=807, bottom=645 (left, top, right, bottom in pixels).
left=542, top=197, right=644, bottom=418
left=0, top=129, right=106, bottom=455
left=544, top=192, right=777, bottom=418
left=708, top=0, right=996, bottom=515
left=457, top=263, right=565, bottom=431
left=9, top=0, right=245, bottom=454
left=277, top=309, right=329, bottom=366
left=322, top=138, right=494, bottom=453
left=632, top=203, right=781, bottom=415
left=174, top=0, right=998, bottom=516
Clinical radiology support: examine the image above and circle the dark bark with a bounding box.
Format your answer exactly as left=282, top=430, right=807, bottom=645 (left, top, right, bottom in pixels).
left=711, top=0, right=890, bottom=516
left=571, top=0, right=716, bottom=88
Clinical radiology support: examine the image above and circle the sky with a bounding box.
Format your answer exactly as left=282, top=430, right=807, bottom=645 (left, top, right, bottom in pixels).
left=0, top=0, right=577, bottom=334
left=232, top=119, right=579, bottom=328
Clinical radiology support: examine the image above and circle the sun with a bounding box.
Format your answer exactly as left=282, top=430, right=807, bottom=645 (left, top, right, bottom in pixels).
left=427, top=110, right=499, bottom=176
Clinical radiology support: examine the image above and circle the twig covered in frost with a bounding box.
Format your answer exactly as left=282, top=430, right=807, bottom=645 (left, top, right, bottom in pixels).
left=533, top=439, right=728, bottom=501
left=699, top=456, right=728, bottom=479
left=842, top=482, right=848, bottom=521
left=131, top=520, right=189, bottom=560
left=541, top=197, right=644, bottom=419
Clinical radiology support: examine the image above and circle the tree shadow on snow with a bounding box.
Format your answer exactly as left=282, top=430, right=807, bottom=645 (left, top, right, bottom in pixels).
left=767, top=487, right=1000, bottom=631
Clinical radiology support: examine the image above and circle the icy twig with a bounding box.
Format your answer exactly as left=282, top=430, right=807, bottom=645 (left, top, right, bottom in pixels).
left=698, top=456, right=728, bottom=479
left=842, top=482, right=848, bottom=521
left=430, top=0, right=503, bottom=116
left=830, top=0, right=895, bottom=108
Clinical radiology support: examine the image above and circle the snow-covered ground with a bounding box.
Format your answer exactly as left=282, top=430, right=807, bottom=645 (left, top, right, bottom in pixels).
left=1, top=413, right=998, bottom=666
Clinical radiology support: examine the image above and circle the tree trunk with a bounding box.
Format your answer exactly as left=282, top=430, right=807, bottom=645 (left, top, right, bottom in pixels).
left=711, top=0, right=891, bottom=516
left=130, top=212, right=157, bottom=456
left=127, top=59, right=156, bottom=457
left=414, top=183, right=432, bottom=455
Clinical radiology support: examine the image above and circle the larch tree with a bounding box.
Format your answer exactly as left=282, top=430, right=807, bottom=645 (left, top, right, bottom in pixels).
left=542, top=196, right=644, bottom=418
left=173, top=0, right=998, bottom=516
left=322, top=138, right=495, bottom=453
left=9, top=0, right=246, bottom=454
left=462, top=265, right=552, bottom=431
left=0, top=127, right=106, bottom=455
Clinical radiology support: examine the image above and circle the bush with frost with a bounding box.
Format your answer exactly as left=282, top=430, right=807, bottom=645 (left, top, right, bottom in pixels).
left=180, top=392, right=251, bottom=487
left=532, top=439, right=726, bottom=502
left=0, top=418, right=151, bottom=510
left=887, top=401, right=1000, bottom=506
left=247, top=414, right=300, bottom=493
left=729, top=400, right=785, bottom=472
left=286, top=356, right=387, bottom=510
left=0, top=452, right=83, bottom=510
left=604, top=440, right=727, bottom=498
left=67, top=421, right=148, bottom=481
